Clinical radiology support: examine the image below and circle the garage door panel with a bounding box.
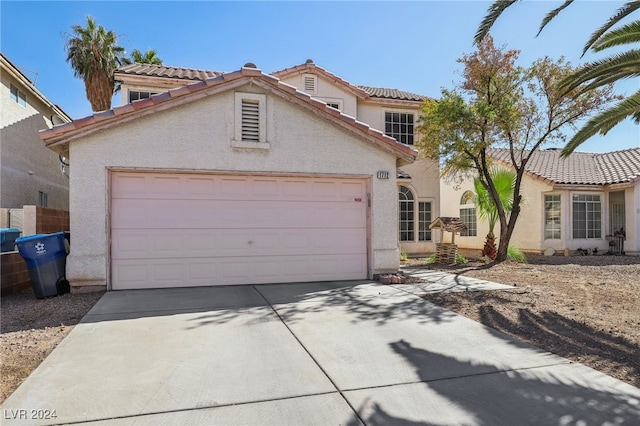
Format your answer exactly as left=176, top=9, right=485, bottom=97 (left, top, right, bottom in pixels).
left=113, top=227, right=366, bottom=260
left=111, top=173, right=368, bottom=289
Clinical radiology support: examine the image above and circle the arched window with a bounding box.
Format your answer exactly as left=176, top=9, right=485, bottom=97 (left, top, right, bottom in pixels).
left=460, top=190, right=477, bottom=237
left=460, top=190, right=475, bottom=205
left=399, top=186, right=415, bottom=241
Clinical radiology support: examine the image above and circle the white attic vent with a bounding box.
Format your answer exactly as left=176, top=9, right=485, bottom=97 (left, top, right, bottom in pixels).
left=234, top=92, right=267, bottom=147
left=303, top=74, right=317, bottom=94
left=241, top=99, right=260, bottom=141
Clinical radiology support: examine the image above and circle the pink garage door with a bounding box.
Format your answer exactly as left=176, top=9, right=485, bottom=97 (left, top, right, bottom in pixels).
left=111, top=172, right=368, bottom=289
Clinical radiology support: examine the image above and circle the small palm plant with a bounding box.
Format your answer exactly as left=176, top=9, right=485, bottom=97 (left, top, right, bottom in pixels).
left=473, top=167, right=517, bottom=260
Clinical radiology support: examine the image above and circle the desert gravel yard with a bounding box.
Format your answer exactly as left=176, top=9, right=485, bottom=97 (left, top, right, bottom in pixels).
left=409, top=254, right=640, bottom=388
left=1, top=254, right=638, bottom=403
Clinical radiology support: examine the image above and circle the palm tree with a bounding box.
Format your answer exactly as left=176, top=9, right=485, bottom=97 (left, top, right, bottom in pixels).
left=122, top=49, right=163, bottom=65
left=64, top=16, right=125, bottom=112
left=473, top=168, right=517, bottom=260
left=474, top=1, right=640, bottom=156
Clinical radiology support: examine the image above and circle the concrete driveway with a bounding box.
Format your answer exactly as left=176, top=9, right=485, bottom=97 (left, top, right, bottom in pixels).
left=2, top=280, right=639, bottom=425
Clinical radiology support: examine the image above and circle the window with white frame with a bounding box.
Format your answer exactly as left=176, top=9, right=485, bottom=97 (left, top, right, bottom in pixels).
left=418, top=202, right=432, bottom=241
left=544, top=194, right=561, bottom=239
left=459, top=190, right=477, bottom=237
left=572, top=194, right=601, bottom=239
left=10, top=84, right=26, bottom=107
left=234, top=92, right=267, bottom=145
left=385, top=112, right=414, bottom=145
left=322, top=100, right=341, bottom=110
left=128, top=90, right=159, bottom=103
left=399, top=186, right=414, bottom=241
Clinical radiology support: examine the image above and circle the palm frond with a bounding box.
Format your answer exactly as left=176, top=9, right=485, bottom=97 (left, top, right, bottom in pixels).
left=558, top=49, right=640, bottom=92
left=561, top=90, right=640, bottom=156
left=582, top=0, right=640, bottom=56
left=537, top=0, right=574, bottom=36
left=474, top=0, right=519, bottom=45
left=592, top=19, right=640, bottom=51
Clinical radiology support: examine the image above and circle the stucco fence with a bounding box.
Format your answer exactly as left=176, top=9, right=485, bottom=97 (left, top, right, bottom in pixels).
left=1, top=206, right=69, bottom=295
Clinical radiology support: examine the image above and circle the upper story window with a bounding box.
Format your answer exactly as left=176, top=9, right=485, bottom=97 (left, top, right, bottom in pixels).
left=385, top=112, right=414, bottom=145
left=10, top=84, right=26, bottom=107
left=128, top=90, right=159, bottom=103
left=38, top=191, right=48, bottom=208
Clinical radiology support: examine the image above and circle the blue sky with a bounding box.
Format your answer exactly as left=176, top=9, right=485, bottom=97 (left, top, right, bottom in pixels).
left=2, top=1, right=638, bottom=153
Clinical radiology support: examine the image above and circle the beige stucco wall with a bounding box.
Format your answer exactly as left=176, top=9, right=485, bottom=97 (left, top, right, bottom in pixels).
left=1, top=71, right=69, bottom=210
left=631, top=184, right=640, bottom=253
left=398, top=157, right=440, bottom=254
left=440, top=169, right=640, bottom=254
left=67, top=84, right=402, bottom=288
left=277, top=73, right=359, bottom=118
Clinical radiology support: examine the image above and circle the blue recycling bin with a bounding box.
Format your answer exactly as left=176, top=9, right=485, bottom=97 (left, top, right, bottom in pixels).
left=0, top=228, right=22, bottom=252
left=16, top=232, right=70, bottom=299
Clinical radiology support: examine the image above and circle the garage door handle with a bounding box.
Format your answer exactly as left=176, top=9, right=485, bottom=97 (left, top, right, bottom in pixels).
left=248, top=240, right=254, bottom=245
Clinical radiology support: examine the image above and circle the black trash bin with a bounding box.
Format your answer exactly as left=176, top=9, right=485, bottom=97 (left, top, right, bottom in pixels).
left=16, top=232, right=70, bottom=298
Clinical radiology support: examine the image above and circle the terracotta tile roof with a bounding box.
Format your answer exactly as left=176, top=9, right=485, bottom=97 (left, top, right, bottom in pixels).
left=116, top=60, right=428, bottom=102
left=397, top=169, right=412, bottom=179
left=358, top=86, right=426, bottom=102
left=115, top=63, right=224, bottom=81
left=271, top=60, right=370, bottom=99
left=488, top=147, right=640, bottom=185
left=40, top=66, right=418, bottom=162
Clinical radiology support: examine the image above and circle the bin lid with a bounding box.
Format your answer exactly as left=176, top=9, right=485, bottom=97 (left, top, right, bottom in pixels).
left=15, top=231, right=66, bottom=243
left=0, top=228, right=22, bottom=233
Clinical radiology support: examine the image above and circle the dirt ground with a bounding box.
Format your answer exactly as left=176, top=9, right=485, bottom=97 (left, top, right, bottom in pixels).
left=1, top=254, right=638, bottom=403
left=0, top=290, right=105, bottom=403
left=406, top=254, right=640, bottom=388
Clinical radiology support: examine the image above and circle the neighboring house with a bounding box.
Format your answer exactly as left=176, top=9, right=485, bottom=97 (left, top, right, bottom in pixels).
left=40, top=64, right=417, bottom=291
left=1, top=52, right=71, bottom=210
left=440, top=148, right=640, bottom=255
left=115, top=60, right=441, bottom=255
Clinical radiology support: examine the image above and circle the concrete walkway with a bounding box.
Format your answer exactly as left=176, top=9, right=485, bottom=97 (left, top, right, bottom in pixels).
left=400, top=266, right=515, bottom=293
left=2, top=280, right=639, bottom=425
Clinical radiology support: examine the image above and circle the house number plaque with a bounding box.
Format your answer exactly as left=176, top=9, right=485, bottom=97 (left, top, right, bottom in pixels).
left=376, top=171, right=390, bottom=179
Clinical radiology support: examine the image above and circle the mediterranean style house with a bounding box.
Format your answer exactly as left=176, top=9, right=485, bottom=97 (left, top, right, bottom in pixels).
left=1, top=52, right=71, bottom=210
left=114, top=60, right=441, bottom=256
left=440, top=148, right=640, bottom=255
left=40, top=63, right=421, bottom=291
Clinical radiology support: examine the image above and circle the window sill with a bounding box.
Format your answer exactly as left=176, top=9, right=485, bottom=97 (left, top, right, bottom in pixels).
left=231, top=140, right=271, bottom=150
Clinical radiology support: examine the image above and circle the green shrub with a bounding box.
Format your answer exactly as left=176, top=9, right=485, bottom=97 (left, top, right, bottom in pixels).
left=456, top=254, right=468, bottom=264
left=425, top=254, right=436, bottom=264
left=400, top=251, right=409, bottom=262
left=507, top=246, right=528, bottom=263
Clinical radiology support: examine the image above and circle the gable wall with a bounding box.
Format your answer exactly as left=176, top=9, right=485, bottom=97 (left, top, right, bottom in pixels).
left=277, top=73, right=359, bottom=118
left=67, top=84, right=401, bottom=287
